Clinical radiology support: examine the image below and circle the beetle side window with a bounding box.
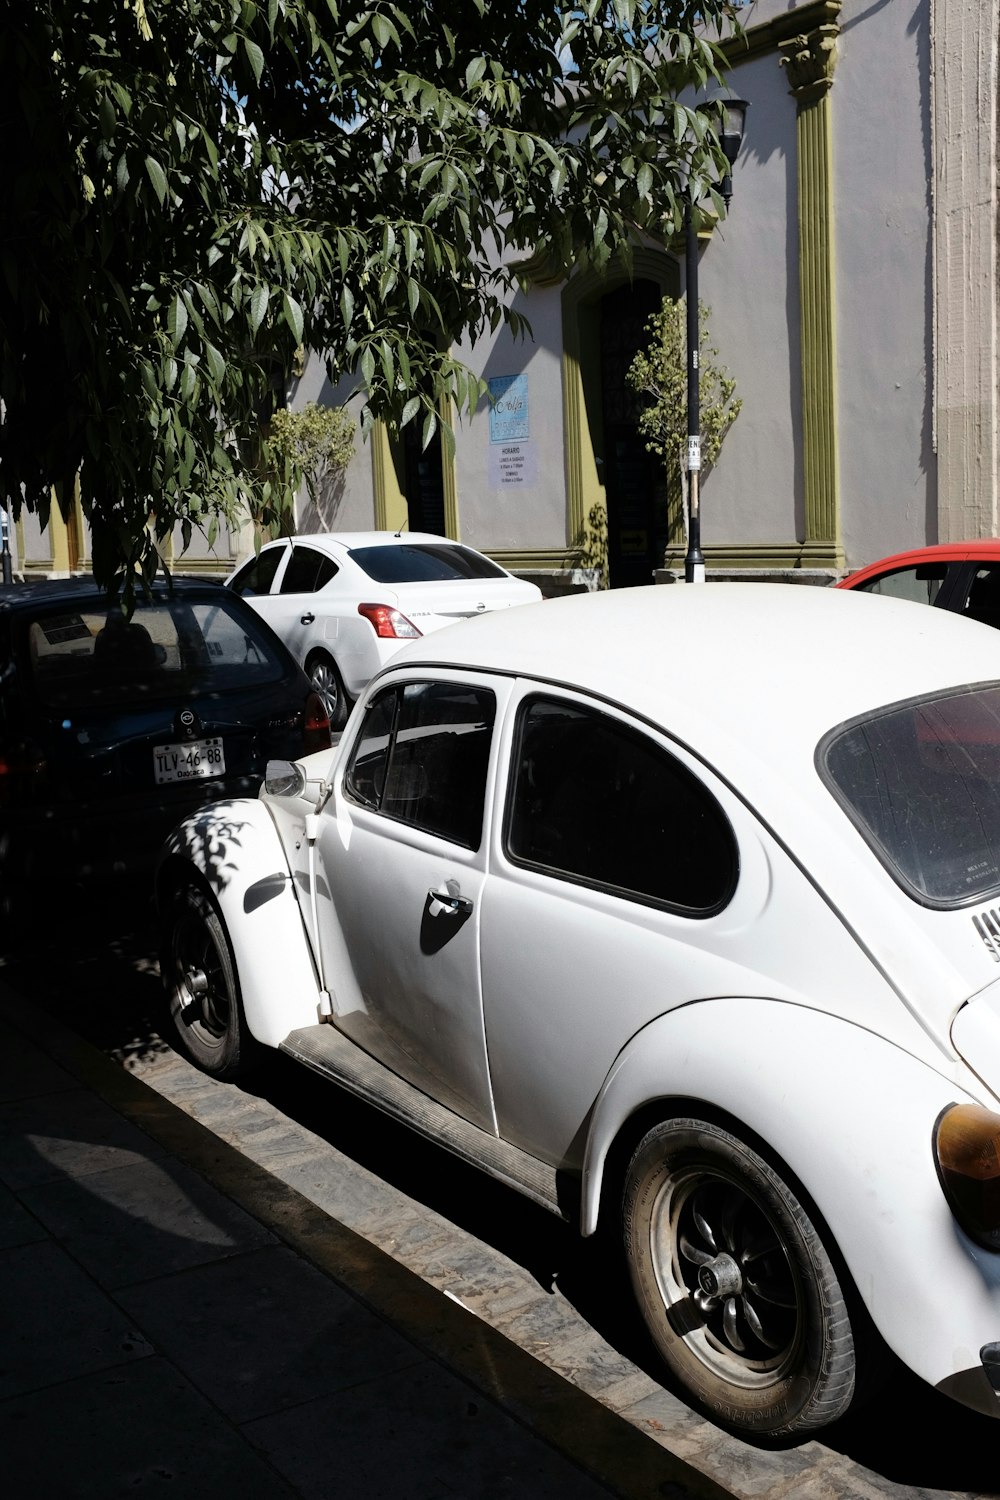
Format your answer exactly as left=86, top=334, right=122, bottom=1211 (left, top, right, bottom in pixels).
left=344, top=681, right=496, bottom=849
left=506, top=698, right=737, bottom=914
left=229, top=547, right=284, bottom=597
left=280, top=545, right=339, bottom=594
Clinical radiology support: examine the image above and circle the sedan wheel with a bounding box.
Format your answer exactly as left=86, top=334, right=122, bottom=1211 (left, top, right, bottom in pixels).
left=307, top=651, right=348, bottom=729
left=623, top=1118, right=856, bottom=1437
left=162, top=883, right=258, bottom=1080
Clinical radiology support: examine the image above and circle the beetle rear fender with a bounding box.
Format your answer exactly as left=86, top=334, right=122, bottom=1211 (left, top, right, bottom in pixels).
left=156, top=798, right=322, bottom=1047
left=581, top=996, right=1000, bottom=1405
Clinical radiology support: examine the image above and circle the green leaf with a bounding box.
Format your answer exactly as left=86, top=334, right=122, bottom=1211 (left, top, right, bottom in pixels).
left=282, top=291, right=304, bottom=345
left=167, top=292, right=188, bottom=350
left=250, top=284, right=269, bottom=334
left=144, top=156, right=167, bottom=206
left=243, top=37, right=265, bottom=83
left=204, top=341, right=226, bottom=386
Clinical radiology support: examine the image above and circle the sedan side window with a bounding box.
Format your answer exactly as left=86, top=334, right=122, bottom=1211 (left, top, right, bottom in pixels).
left=229, top=547, right=284, bottom=597
left=855, top=563, right=946, bottom=605
left=506, top=697, right=737, bottom=914
left=344, top=681, right=496, bottom=849
left=280, top=546, right=339, bottom=595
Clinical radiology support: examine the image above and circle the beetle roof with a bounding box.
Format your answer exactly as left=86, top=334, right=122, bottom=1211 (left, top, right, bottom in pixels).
left=387, top=582, right=1000, bottom=778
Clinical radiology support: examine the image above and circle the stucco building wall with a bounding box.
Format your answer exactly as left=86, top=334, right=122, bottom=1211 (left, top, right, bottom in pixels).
left=14, top=0, right=1000, bottom=587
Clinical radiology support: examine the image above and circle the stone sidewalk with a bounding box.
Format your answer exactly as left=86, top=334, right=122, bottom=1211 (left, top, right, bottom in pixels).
left=0, top=988, right=734, bottom=1500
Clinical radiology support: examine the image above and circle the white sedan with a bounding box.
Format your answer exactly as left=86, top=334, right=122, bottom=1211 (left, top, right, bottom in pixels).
left=158, top=584, right=1000, bottom=1440
left=225, top=530, right=542, bottom=726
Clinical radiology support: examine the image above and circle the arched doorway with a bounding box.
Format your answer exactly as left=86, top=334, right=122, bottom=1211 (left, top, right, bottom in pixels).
left=561, top=251, right=678, bottom=589
left=600, top=280, right=666, bottom=587
left=402, top=417, right=446, bottom=534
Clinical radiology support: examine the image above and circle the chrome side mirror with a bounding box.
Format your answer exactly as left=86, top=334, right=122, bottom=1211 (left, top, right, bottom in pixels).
left=264, top=760, right=308, bottom=798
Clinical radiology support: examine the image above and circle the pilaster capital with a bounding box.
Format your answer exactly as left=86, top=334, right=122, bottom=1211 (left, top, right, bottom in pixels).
left=778, top=23, right=840, bottom=102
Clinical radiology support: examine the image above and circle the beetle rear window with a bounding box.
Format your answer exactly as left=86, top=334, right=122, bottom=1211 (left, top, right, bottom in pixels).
left=821, top=683, right=1000, bottom=907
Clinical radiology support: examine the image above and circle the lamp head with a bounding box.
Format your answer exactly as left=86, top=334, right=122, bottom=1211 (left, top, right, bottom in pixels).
left=699, top=93, right=748, bottom=208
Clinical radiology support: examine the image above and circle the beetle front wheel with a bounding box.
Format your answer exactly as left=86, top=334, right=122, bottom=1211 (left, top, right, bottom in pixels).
left=162, top=883, right=259, bottom=1080
left=623, top=1117, right=856, bottom=1437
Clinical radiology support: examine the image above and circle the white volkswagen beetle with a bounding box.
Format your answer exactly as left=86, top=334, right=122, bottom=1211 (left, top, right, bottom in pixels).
left=157, top=584, right=1000, bottom=1439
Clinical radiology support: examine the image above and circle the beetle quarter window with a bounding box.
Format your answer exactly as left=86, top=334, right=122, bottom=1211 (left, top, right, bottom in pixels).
left=344, top=681, right=496, bottom=849
left=506, top=697, right=737, bottom=913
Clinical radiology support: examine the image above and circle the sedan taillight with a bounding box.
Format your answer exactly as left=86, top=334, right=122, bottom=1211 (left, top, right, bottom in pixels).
left=303, top=691, right=332, bottom=753
left=357, top=603, right=422, bottom=640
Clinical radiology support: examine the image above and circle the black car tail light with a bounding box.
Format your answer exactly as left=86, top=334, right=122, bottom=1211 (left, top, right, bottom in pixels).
left=0, top=751, right=48, bottom=807
left=303, top=691, right=332, bottom=753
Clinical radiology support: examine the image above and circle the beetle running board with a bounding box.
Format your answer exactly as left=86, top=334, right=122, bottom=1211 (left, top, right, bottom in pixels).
left=280, top=1024, right=565, bottom=1218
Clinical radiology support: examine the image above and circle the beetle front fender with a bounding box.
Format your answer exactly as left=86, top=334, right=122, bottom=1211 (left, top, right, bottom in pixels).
left=156, top=798, right=322, bottom=1046
left=582, top=997, right=1000, bottom=1411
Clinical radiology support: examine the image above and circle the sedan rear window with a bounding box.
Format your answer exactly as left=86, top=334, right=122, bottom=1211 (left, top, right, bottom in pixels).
left=821, top=683, right=1000, bottom=907
left=348, top=543, right=507, bottom=583
left=27, top=598, right=288, bottom=708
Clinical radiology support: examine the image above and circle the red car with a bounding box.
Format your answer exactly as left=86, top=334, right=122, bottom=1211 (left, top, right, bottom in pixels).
left=838, top=541, right=1000, bottom=628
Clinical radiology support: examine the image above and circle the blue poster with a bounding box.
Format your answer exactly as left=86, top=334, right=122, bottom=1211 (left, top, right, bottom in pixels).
left=489, top=375, right=529, bottom=443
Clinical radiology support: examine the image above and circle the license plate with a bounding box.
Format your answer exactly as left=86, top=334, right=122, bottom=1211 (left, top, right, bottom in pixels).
left=153, top=737, right=226, bottom=785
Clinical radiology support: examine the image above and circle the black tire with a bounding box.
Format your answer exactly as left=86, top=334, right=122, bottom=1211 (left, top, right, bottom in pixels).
left=623, top=1117, right=856, bottom=1438
left=161, top=883, right=260, bottom=1080
left=306, top=650, right=349, bottom=729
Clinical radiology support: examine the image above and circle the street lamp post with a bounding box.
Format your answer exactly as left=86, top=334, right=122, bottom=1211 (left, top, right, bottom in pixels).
left=0, top=508, right=12, bottom=587
left=684, top=95, right=748, bottom=584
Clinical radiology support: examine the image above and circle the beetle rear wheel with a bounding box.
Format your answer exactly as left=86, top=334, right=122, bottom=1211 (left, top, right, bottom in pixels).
left=623, top=1118, right=856, bottom=1437
left=162, top=883, right=259, bottom=1080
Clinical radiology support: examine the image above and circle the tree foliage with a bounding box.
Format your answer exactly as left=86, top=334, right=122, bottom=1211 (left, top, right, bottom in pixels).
left=2, top=0, right=744, bottom=602
left=267, top=400, right=355, bottom=524
left=626, top=295, right=741, bottom=550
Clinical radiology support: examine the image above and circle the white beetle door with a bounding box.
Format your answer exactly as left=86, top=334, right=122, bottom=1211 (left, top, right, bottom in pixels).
left=312, top=674, right=509, bottom=1133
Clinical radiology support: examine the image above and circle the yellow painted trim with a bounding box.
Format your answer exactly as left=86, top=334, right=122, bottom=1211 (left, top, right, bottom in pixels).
left=795, top=90, right=842, bottom=558
left=371, top=419, right=408, bottom=531
left=49, top=490, right=71, bottom=572
left=489, top=548, right=581, bottom=571
left=724, top=0, right=842, bottom=67
left=440, top=396, right=459, bottom=540
left=662, top=539, right=844, bottom=570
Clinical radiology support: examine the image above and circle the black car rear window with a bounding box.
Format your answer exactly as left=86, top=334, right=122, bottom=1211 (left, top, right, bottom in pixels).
left=821, top=683, right=1000, bottom=907
left=27, top=597, right=288, bottom=708
left=348, top=543, right=507, bottom=583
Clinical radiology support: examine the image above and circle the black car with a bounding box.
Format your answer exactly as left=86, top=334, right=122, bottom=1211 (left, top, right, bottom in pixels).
left=0, top=577, right=331, bottom=889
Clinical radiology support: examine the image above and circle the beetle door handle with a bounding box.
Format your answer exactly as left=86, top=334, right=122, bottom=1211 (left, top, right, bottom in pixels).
left=428, top=883, right=473, bottom=917
left=300, top=611, right=315, bottom=625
